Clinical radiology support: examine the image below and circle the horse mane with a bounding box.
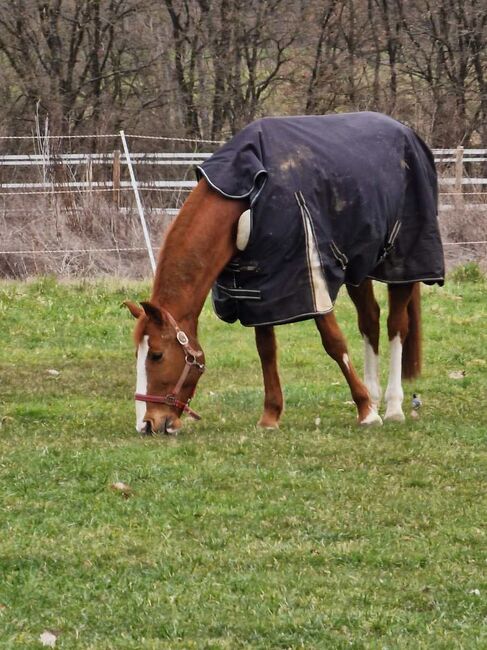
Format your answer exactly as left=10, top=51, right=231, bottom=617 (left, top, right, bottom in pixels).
left=150, top=185, right=206, bottom=305
left=149, top=180, right=244, bottom=310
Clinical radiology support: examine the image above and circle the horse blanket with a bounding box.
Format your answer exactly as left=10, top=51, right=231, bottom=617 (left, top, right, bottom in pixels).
left=196, top=112, right=445, bottom=327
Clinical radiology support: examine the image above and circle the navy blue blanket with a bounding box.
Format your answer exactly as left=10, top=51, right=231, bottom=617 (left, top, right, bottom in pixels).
left=197, top=112, right=444, bottom=327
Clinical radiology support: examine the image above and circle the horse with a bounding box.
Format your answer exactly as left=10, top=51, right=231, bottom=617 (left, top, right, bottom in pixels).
left=124, top=112, right=444, bottom=435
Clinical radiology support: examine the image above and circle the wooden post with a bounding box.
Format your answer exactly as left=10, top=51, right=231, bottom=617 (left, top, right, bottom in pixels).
left=85, top=154, right=93, bottom=194
left=84, top=154, right=93, bottom=233
left=454, top=145, right=464, bottom=216
left=112, top=149, right=121, bottom=207
left=120, top=130, right=156, bottom=273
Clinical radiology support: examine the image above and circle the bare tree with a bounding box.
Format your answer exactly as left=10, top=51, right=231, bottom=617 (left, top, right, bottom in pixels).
left=374, top=0, right=403, bottom=114
left=398, top=0, right=487, bottom=145
left=162, top=0, right=204, bottom=138
left=305, top=1, right=340, bottom=114
left=0, top=0, right=152, bottom=138
left=162, top=0, right=299, bottom=138
left=0, top=0, right=485, bottom=146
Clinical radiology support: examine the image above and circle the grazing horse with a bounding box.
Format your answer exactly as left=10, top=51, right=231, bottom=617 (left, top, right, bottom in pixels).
left=125, top=112, right=444, bottom=434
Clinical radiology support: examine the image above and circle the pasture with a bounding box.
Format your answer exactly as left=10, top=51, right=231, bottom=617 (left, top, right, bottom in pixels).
left=0, top=271, right=486, bottom=649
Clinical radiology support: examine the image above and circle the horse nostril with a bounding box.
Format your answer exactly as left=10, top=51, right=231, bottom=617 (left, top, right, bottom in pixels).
left=142, top=416, right=179, bottom=436
left=143, top=420, right=154, bottom=436
left=164, top=417, right=182, bottom=435
left=145, top=416, right=169, bottom=436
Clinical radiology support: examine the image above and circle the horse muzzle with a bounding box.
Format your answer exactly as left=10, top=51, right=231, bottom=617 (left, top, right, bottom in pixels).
left=139, top=414, right=182, bottom=436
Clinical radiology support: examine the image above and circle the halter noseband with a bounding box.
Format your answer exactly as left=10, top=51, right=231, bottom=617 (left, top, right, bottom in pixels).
left=134, top=308, right=205, bottom=421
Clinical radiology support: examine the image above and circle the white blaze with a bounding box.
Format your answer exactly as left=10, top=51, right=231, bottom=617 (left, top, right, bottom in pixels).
left=136, top=335, right=149, bottom=432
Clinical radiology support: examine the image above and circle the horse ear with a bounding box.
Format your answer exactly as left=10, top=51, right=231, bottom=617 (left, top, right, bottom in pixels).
left=123, top=300, right=143, bottom=319
left=140, top=301, right=164, bottom=325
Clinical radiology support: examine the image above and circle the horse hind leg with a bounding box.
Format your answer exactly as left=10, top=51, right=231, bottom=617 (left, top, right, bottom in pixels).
left=347, top=280, right=382, bottom=412
left=255, top=325, right=284, bottom=429
left=384, top=283, right=420, bottom=422
left=315, top=311, right=382, bottom=426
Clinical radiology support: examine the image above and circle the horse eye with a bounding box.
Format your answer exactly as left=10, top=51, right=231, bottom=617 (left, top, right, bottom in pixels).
left=149, top=351, right=163, bottom=361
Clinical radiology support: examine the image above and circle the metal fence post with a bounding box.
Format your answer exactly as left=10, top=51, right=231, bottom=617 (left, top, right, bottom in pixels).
left=119, top=130, right=156, bottom=274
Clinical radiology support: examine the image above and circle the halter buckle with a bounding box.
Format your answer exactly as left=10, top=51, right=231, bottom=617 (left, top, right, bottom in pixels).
left=177, top=331, right=189, bottom=345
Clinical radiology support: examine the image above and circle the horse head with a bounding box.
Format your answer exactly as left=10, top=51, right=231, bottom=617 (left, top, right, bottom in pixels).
left=124, top=300, right=205, bottom=435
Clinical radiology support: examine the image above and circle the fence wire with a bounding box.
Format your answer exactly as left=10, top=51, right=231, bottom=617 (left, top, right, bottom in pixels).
left=0, top=137, right=486, bottom=268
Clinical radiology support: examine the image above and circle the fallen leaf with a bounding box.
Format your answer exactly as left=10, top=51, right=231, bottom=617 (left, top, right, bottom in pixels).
left=448, top=370, right=466, bottom=379
left=469, top=358, right=486, bottom=367
left=40, top=631, right=57, bottom=647
left=110, top=481, right=133, bottom=498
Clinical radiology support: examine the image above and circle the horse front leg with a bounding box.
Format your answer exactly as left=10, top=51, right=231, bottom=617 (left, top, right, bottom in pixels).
left=315, top=312, right=382, bottom=426
left=255, top=325, right=284, bottom=429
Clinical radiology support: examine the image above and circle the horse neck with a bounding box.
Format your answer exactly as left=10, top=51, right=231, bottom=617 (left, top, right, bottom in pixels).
left=151, top=181, right=246, bottom=333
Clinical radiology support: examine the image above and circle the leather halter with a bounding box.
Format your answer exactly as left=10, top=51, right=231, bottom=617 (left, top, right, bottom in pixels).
left=134, top=308, right=205, bottom=421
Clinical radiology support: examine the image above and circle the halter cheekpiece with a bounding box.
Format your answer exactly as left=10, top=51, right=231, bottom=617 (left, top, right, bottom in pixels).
left=134, top=308, right=205, bottom=420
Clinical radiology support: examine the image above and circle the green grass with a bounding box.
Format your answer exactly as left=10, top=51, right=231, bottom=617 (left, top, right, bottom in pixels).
left=0, top=272, right=486, bottom=649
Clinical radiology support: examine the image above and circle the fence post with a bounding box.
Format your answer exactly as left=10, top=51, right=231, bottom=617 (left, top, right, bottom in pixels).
left=454, top=145, right=464, bottom=215
left=112, top=149, right=121, bottom=207
left=120, top=130, right=156, bottom=274
left=84, top=153, right=93, bottom=232
left=85, top=154, right=93, bottom=194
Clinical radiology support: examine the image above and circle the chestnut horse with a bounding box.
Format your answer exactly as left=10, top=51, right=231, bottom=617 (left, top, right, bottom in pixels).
left=125, top=178, right=422, bottom=435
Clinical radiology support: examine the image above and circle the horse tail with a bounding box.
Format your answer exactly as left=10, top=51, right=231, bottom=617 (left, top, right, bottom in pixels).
left=402, top=282, right=422, bottom=380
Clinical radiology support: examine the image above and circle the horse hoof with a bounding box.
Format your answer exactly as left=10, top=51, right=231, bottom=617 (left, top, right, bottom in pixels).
left=359, top=409, right=383, bottom=426
left=384, top=410, right=406, bottom=423
left=257, top=418, right=280, bottom=430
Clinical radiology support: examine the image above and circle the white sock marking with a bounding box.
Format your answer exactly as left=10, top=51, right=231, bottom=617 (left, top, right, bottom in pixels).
left=136, top=335, right=149, bottom=432
left=384, top=333, right=405, bottom=421
left=363, top=336, right=381, bottom=409
left=342, top=353, right=350, bottom=371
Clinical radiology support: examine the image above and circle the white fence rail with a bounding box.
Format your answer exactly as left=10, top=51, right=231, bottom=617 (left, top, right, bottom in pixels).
left=0, top=146, right=485, bottom=194
left=0, top=180, right=196, bottom=191
left=0, top=152, right=212, bottom=165
left=0, top=140, right=485, bottom=270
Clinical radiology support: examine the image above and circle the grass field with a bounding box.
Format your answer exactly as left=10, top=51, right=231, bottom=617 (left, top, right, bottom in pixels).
left=1, top=270, right=486, bottom=649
